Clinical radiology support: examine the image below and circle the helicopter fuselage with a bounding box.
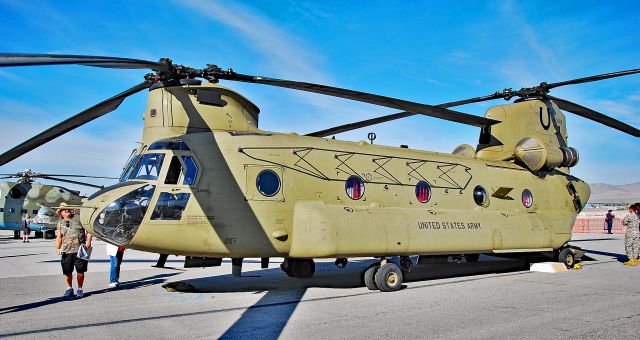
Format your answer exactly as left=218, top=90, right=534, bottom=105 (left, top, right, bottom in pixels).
left=79, top=82, right=590, bottom=259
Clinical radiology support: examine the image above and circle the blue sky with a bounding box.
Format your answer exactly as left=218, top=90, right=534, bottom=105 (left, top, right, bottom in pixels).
left=0, top=0, right=639, bottom=194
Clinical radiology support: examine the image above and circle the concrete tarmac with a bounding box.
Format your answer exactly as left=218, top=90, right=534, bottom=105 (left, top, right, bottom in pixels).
left=0, top=231, right=639, bottom=339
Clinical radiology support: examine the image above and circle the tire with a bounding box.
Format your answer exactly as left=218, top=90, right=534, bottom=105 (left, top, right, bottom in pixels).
left=374, top=263, right=403, bottom=292
left=34, top=231, right=44, bottom=239
left=363, top=264, right=379, bottom=290
left=291, top=259, right=315, bottom=278
left=465, top=254, right=480, bottom=262
left=559, top=248, right=575, bottom=268
left=280, top=259, right=294, bottom=277
left=13, top=231, right=20, bottom=239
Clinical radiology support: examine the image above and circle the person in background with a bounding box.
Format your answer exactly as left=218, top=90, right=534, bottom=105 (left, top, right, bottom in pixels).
left=55, top=203, right=92, bottom=299
left=605, top=210, right=615, bottom=234
left=106, top=243, right=125, bottom=288
left=22, top=214, right=31, bottom=243
left=622, top=204, right=639, bottom=266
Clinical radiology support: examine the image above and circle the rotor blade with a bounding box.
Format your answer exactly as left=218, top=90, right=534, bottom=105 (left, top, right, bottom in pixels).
left=218, top=72, right=498, bottom=128
left=38, top=174, right=118, bottom=179
left=0, top=81, right=151, bottom=166
left=307, top=93, right=503, bottom=137
left=548, top=95, right=640, bottom=137
left=0, top=53, right=170, bottom=73
left=547, top=68, right=640, bottom=90
left=38, top=175, right=104, bottom=189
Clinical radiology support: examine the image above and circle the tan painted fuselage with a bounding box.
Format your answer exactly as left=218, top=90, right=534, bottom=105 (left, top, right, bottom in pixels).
left=80, top=82, right=590, bottom=259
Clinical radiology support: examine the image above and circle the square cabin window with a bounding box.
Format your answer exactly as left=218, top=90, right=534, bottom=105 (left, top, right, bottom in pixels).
left=150, top=192, right=190, bottom=221
left=182, top=156, right=199, bottom=185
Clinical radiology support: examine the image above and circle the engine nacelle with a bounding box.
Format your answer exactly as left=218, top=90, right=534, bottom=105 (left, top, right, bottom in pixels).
left=514, top=137, right=578, bottom=171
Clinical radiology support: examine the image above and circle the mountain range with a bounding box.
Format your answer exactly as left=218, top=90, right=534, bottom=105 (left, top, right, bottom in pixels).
left=588, top=182, right=640, bottom=203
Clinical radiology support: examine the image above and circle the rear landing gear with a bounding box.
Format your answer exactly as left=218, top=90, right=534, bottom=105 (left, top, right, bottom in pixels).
left=375, top=263, right=403, bottom=292
left=362, top=258, right=404, bottom=292
left=363, top=263, right=380, bottom=290
left=281, top=258, right=315, bottom=278
left=558, top=248, right=575, bottom=268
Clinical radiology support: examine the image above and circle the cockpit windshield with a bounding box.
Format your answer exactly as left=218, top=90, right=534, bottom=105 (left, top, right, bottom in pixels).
left=119, top=155, right=140, bottom=182
left=127, top=153, right=165, bottom=181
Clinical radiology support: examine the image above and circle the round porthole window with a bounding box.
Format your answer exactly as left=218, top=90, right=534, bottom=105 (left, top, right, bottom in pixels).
left=522, top=189, right=533, bottom=208
left=415, top=181, right=432, bottom=203
left=345, top=175, right=365, bottom=200
left=473, top=185, right=489, bottom=206
left=256, top=169, right=280, bottom=197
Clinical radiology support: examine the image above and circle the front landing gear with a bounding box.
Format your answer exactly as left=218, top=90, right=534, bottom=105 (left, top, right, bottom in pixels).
left=281, top=258, right=315, bottom=278
left=557, top=245, right=585, bottom=269
left=363, top=259, right=404, bottom=292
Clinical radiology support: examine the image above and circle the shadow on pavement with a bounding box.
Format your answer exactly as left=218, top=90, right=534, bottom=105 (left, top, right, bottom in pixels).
left=0, top=273, right=181, bottom=315
left=583, top=249, right=627, bottom=262
left=166, top=258, right=529, bottom=294
left=219, top=289, right=307, bottom=339
left=570, top=238, right=618, bottom=242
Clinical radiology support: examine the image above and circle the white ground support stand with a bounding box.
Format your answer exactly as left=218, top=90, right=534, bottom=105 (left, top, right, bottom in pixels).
left=529, top=262, right=569, bottom=273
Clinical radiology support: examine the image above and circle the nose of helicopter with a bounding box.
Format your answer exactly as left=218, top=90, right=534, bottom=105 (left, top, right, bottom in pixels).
left=80, top=182, right=155, bottom=246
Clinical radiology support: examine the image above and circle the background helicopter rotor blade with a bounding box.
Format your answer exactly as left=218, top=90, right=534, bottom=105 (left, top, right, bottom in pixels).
left=213, top=71, right=499, bottom=128
left=0, top=81, right=151, bottom=166
left=38, top=174, right=118, bottom=179
left=546, top=68, right=640, bottom=90
left=306, top=93, right=504, bottom=137
left=548, top=95, right=640, bottom=137
left=0, top=53, right=170, bottom=73
left=38, top=175, right=105, bottom=189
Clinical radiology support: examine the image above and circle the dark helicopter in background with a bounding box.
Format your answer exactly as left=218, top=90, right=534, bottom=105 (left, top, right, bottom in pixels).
left=0, top=169, right=115, bottom=238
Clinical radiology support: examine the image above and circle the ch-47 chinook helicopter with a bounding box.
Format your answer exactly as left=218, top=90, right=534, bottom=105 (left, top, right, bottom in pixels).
left=0, top=54, right=638, bottom=292
left=0, top=169, right=115, bottom=239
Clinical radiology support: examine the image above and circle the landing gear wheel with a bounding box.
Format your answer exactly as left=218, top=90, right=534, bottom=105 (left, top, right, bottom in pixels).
left=363, top=263, right=380, bottom=290
left=13, top=231, right=20, bottom=239
left=374, top=263, right=403, bottom=292
left=292, top=259, right=315, bottom=278
left=559, top=248, right=575, bottom=268
left=281, top=259, right=316, bottom=278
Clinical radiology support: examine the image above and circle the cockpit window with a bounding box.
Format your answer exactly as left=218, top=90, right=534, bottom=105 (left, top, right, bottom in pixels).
left=151, top=192, right=190, bottom=220
left=149, top=139, right=191, bottom=151
left=128, top=153, right=165, bottom=181
left=119, top=155, right=140, bottom=182
left=182, top=156, right=198, bottom=186
left=165, top=156, right=182, bottom=185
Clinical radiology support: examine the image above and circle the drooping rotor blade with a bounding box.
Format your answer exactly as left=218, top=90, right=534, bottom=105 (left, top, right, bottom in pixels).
left=306, top=93, right=503, bottom=137
left=214, top=71, right=499, bottom=128
left=548, top=95, right=640, bottom=137
left=0, top=81, right=151, bottom=166
left=38, top=174, right=118, bottom=179
left=547, top=68, right=640, bottom=90
left=0, top=53, right=170, bottom=73
left=39, top=175, right=104, bottom=189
